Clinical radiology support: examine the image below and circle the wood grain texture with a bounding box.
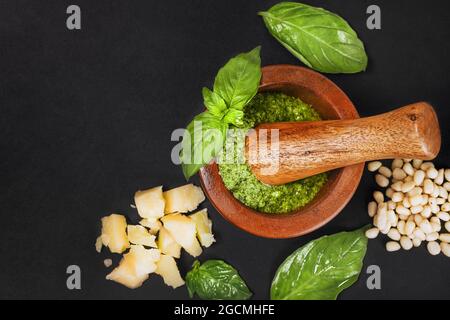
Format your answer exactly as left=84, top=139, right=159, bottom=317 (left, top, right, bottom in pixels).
left=247, top=102, right=441, bottom=185
left=199, top=65, right=364, bottom=238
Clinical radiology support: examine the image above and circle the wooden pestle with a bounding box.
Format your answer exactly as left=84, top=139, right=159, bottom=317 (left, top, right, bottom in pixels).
left=246, top=102, right=441, bottom=185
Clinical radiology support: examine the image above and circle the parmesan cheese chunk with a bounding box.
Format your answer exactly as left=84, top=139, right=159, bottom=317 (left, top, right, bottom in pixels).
left=163, top=184, right=205, bottom=214
left=155, top=255, right=185, bottom=289
left=190, top=209, right=215, bottom=248
left=127, top=225, right=157, bottom=248
left=157, top=226, right=181, bottom=258
left=101, top=214, right=130, bottom=254
left=135, top=186, right=165, bottom=219
left=161, top=213, right=202, bottom=257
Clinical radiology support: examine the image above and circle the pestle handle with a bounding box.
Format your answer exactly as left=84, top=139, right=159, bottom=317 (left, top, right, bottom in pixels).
left=246, top=102, right=441, bottom=185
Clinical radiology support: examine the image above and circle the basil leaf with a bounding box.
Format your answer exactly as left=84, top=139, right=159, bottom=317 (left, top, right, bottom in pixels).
left=181, top=112, right=228, bottom=179
left=259, top=2, right=368, bottom=73
left=186, top=260, right=252, bottom=300
left=213, top=46, right=262, bottom=111
left=222, top=109, right=244, bottom=127
left=271, top=226, right=368, bottom=300
left=202, top=87, right=227, bottom=118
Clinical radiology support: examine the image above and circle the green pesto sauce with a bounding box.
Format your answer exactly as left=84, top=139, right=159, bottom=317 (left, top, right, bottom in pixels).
left=218, top=92, right=328, bottom=214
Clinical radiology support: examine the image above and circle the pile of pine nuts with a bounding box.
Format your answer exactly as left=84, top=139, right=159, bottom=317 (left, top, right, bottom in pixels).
left=365, top=159, right=450, bottom=257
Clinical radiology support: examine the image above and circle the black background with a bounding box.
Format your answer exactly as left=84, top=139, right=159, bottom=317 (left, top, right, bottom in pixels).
left=0, top=0, right=449, bottom=300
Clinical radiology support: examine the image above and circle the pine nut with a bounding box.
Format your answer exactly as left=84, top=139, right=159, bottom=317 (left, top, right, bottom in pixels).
left=379, top=166, right=392, bottom=178
left=405, top=220, right=416, bottom=235
left=391, top=192, right=404, bottom=203
left=436, top=198, right=446, bottom=205
left=439, top=187, right=448, bottom=199
left=393, top=168, right=407, bottom=180
left=441, top=242, right=450, bottom=257
left=396, top=205, right=410, bottom=216
left=392, top=159, right=403, bottom=169
left=421, top=195, right=429, bottom=206
left=431, top=204, right=440, bottom=214
left=414, top=170, right=425, bottom=186
left=421, top=206, right=432, bottom=218
left=414, top=215, right=423, bottom=226
left=410, top=205, right=423, bottom=214
left=365, top=228, right=379, bottom=239
left=368, top=161, right=382, bottom=172
left=419, top=220, right=433, bottom=234
left=412, top=238, right=422, bottom=247
left=439, top=233, right=450, bottom=243
left=385, top=188, right=394, bottom=199
left=426, top=232, right=439, bottom=241
left=423, top=179, right=434, bottom=194
left=445, top=221, right=450, bottom=232
left=400, top=236, right=413, bottom=250
left=413, top=228, right=426, bottom=241
left=386, top=241, right=401, bottom=252
left=412, top=159, right=423, bottom=169
left=437, top=212, right=450, bottom=222
left=427, top=167, right=439, bottom=179
left=408, top=187, right=422, bottom=197
left=435, top=169, right=445, bottom=185
left=402, top=197, right=411, bottom=208
left=401, top=181, right=415, bottom=193
left=387, top=229, right=401, bottom=241
left=403, top=163, right=415, bottom=176
left=420, top=162, right=435, bottom=171
left=391, top=181, right=403, bottom=192
left=387, top=200, right=396, bottom=210
left=431, top=222, right=441, bottom=233
left=431, top=186, right=440, bottom=198
left=368, top=201, right=377, bottom=217
left=427, top=241, right=441, bottom=256
left=373, top=191, right=384, bottom=204
left=387, top=210, right=396, bottom=225
left=376, top=174, right=389, bottom=187
left=397, top=220, right=406, bottom=234
left=444, top=182, right=450, bottom=192
left=445, top=169, right=450, bottom=182
left=410, top=195, right=423, bottom=206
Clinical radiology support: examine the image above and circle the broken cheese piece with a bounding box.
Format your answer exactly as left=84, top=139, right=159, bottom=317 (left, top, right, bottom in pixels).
left=158, top=226, right=181, bottom=258
left=163, top=184, right=205, bottom=214
left=155, top=255, right=185, bottom=289
left=139, top=218, right=162, bottom=235
left=127, top=225, right=157, bottom=248
left=106, top=245, right=160, bottom=289
left=135, top=186, right=165, bottom=219
left=101, top=214, right=130, bottom=254
left=161, top=213, right=202, bottom=257
left=190, top=209, right=215, bottom=248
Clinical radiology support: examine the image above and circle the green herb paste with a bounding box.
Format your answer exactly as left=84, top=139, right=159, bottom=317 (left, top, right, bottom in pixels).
left=218, top=92, right=327, bottom=214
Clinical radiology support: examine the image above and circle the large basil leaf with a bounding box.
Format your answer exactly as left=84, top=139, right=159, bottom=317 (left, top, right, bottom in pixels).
left=202, top=87, right=227, bottom=118
left=222, top=109, right=244, bottom=127
left=259, top=2, right=368, bottom=73
left=271, top=226, right=368, bottom=300
left=213, top=46, right=262, bottom=111
left=186, top=260, right=252, bottom=300
left=181, top=112, right=228, bottom=179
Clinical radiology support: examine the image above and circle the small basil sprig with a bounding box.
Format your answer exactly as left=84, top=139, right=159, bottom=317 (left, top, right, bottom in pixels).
left=181, top=47, right=261, bottom=179
left=271, top=226, right=369, bottom=300
left=186, top=260, right=252, bottom=300
left=259, top=2, right=368, bottom=73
